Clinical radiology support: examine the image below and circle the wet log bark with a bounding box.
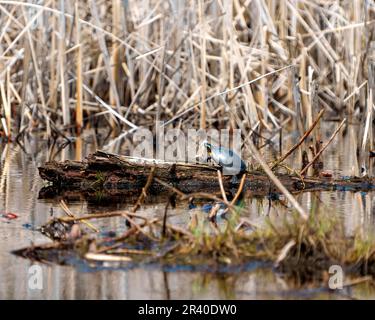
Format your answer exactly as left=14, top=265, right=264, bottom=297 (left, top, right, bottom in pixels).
left=38, top=150, right=375, bottom=200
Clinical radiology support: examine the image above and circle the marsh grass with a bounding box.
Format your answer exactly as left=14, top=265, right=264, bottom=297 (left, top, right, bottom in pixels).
left=14, top=205, right=375, bottom=283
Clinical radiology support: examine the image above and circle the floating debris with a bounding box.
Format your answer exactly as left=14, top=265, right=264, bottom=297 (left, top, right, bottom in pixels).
left=84, top=252, right=132, bottom=262
left=1, top=212, right=18, bottom=220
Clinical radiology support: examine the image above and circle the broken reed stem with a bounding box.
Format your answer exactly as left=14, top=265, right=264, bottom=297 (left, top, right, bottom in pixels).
left=272, top=109, right=325, bottom=169
left=0, top=82, right=10, bottom=138
left=221, top=173, right=246, bottom=216
left=59, top=210, right=149, bottom=222
left=248, top=141, right=309, bottom=221
left=217, top=170, right=228, bottom=203
left=59, top=199, right=99, bottom=232
left=84, top=252, right=132, bottom=262
left=300, top=119, right=347, bottom=175
left=230, top=173, right=246, bottom=205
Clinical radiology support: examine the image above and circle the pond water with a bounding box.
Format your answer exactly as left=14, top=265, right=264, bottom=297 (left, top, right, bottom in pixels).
left=0, top=122, right=374, bottom=299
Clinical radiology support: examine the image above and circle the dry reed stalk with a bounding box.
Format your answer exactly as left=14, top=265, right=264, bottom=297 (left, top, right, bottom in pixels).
left=0, top=82, right=10, bottom=138
left=362, top=85, right=373, bottom=152
left=198, top=0, right=206, bottom=130
left=22, top=7, right=50, bottom=136
left=59, top=200, right=99, bottom=232
left=301, top=119, right=347, bottom=176
left=59, top=211, right=149, bottom=223
left=58, top=0, right=70, bottom=127
left=272, top=108, right=325, bottom=169
left=71, top=135, right=81, bottom=161
left=217, top=170, right=228, bottom=203
left=0, top=0, right=371, bottom=152
left=89, top=0, right=121, bottom=123
left=299, top=47, right=311, bottom=130
left=75, top=2, right=83, bottom=134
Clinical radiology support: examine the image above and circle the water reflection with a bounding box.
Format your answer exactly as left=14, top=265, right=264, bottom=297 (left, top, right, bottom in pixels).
left=0, top=124, right=374, bottom=299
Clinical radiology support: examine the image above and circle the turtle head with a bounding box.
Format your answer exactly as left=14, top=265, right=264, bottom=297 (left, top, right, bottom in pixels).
left=203, top=141, right=212, bottom=152
left=202, top=141, right=212, bottom=157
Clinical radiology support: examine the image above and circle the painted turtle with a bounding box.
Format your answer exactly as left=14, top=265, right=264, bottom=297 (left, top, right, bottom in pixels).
left=203, top=141, right=247, bottom=175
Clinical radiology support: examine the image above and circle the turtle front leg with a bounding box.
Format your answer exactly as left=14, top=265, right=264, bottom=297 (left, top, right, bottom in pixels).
left=230, top=174, right=240, bottom=185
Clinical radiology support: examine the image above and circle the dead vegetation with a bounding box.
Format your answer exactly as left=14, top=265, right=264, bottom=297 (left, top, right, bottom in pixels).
left=13, top=203, right=375, bottom=283
left=1, top=1, right=374, bottom=289
left=0, top=1, right=373, bottom=159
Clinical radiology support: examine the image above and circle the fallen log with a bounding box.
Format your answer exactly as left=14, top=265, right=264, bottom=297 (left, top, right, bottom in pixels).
left=38, top=150, right=375, bottom=200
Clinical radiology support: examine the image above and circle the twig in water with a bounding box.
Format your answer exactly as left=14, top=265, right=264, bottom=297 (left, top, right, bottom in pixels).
left=131, top=166, right=155, bottom=213
left=274, top=240, right=296, bottom=267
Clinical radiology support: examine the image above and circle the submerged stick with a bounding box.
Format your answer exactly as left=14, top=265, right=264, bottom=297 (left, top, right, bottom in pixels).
left=300, top=119, right=346, bottom=175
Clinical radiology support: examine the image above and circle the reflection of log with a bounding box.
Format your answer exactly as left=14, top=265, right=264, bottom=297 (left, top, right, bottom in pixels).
left=38, top=150, right=375, bottom=199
